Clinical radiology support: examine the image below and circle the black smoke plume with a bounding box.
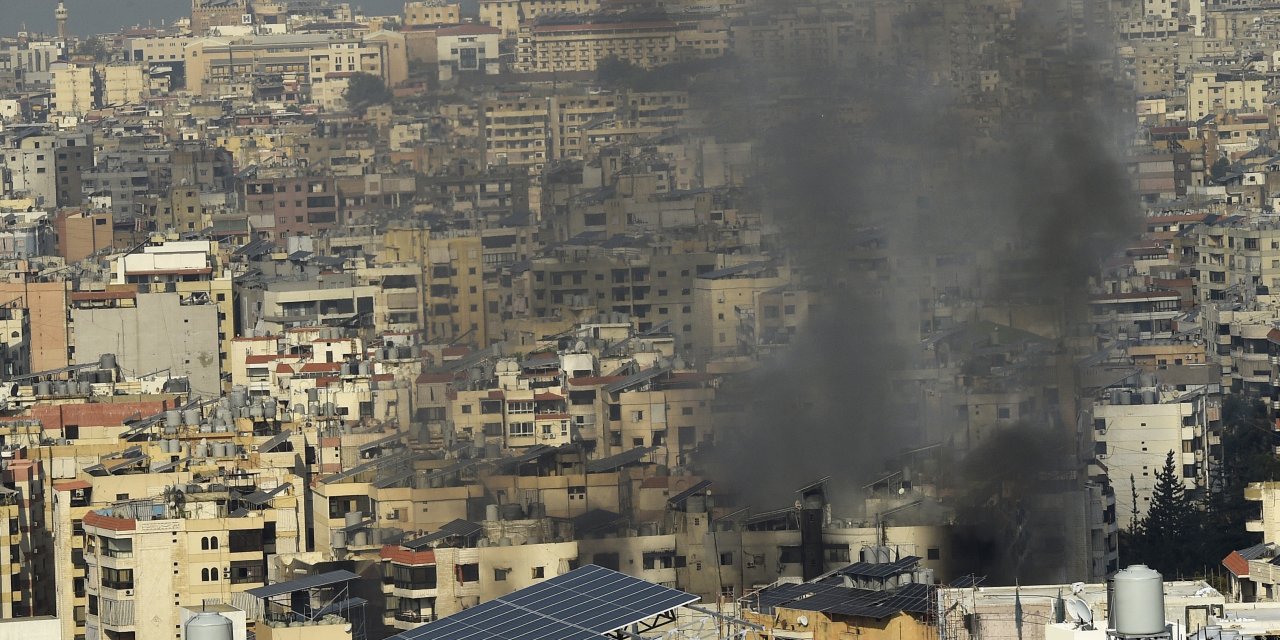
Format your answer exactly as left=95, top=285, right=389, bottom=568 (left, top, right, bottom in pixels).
left=698, top=0, right=1139, bottom=583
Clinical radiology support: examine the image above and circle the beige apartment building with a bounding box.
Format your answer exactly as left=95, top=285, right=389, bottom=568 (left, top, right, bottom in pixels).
left=404, top=1, right=461, bottom=26
left=1187, top=69, right=1265, bottom=122
left=479, top=0, right=601, bottom=38
left=50, top=63, right=95, bottom=116
left=383, top=226, right=488, bottom=347
left=100, top=64, right=147, bottom=107
left=516, top=18, right=679, bottom=73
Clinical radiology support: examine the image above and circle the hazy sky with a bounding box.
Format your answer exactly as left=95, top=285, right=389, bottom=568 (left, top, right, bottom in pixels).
left=1, top=0, right=440, bottom=35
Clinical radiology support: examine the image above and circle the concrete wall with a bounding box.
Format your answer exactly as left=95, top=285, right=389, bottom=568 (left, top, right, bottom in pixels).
left=71, top=292, right=221, bottom=395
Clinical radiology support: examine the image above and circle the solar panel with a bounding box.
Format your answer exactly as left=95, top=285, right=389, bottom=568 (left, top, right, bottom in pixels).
left=258, top=430, right=293, bottom=453
left=389, top=564, right=698, bottom=640
left=586, top=446, right=654, bottom=473
left=245, top=570, right=360, bottom=599
left=666, top=479, right=712, bottom=506
left=403, top=519, right=484, bottom=550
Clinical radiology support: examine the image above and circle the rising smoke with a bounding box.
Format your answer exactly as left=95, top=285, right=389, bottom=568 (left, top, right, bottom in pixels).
left=700, top=0, right=1140, bottom=583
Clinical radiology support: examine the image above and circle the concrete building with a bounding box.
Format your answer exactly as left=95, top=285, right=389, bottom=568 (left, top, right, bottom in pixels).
left=435, top=25, right=502, bottom=82
left=81, top=481, right=300, bottom=640
left=54, top=209, right=113, bottom=262
left=70, top=292, right=222, bottom=396
left=1090, top=381, right=1220, bottom=521
left=404, top=1, right=461, bottom=26
left=1187, top=69, right=1265, bottom=122
left=50, top=63, right=98, bottom=117
left=516, top=18, right=679, bottom=73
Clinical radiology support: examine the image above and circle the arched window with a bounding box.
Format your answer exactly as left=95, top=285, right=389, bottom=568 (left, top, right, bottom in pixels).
left=201, top=568, right=210, bottom=581
left=209, top=567, right=218, bottom=581
left=200, top=536, right=209, bottom=550
left=209, top=537, right=218, bottom=550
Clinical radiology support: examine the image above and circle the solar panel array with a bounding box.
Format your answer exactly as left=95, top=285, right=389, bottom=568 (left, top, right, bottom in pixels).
left=745, top=581, right=933, bottom=620
left=834, top=556, right=921, bottom=579
left=391, top=564, right=698, bottom=640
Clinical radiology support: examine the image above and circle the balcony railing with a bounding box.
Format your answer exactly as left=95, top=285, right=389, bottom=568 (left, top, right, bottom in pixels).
left=395, top=611, right=434, bottom=623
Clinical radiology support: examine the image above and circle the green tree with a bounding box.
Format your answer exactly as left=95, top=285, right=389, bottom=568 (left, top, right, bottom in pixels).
left=74, top=37, right=111, bottom=62
left=343, top=72, right=392, bottom=113
left=1199, top=396, right=1280, bottom=563
left=1127, top=451, right=1202, bottom=577
left=1210, top=157, right=1231, bottom=181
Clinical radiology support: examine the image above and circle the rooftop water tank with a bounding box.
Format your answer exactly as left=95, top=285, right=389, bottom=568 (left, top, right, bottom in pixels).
left=1113, top=564, right=1165, bottom=636
left=99, top=353, right=116, bottom=371
left=184, top=611, right=233, bottom=640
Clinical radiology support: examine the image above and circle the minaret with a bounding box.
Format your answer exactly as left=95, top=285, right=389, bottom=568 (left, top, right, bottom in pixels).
left=55, top=1, right=68, bottom=42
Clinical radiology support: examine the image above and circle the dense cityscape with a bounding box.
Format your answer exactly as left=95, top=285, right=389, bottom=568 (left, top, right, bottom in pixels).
left=0, top=0, right=1278, bottom=639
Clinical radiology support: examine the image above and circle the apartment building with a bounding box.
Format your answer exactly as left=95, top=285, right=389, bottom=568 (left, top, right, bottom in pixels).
left=1091, top=381, right=1221, bottom=521
left=1187, top=69, right=1265, bottom=122
left=404, top=1, right=461, bottom=26
left=0, top=457, right=51, bottom=618
left=517, top=18, right=679, bottom=73
left=479, top=0, right=602, bottom=38
left=81, top=482, right=299, bottom=640
left=481, top=97, right=550, bottom=170
left=241, top=175, right=341, bottom=242
left=71, top=292, right=222, bottom=395
left=108, top=238, right=235, bottom=378
left=380, top=532, right=578, bottom=628
left=54, top=210, right=113, bottom=262
left=1193, top=220, right=1280, bottom=306
left=50, top=63, right=97, bottom=117
left=691, top=261, right=790, bottom=363
left=383, top=226, right=488, bottom=347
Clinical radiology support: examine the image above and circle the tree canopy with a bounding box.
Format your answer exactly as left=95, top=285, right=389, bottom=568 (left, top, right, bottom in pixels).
left=344, top=72, right=392, bottom=113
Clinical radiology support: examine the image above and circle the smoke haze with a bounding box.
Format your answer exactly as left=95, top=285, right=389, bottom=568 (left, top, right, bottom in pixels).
left=704, top=0, right=1139, bottom=582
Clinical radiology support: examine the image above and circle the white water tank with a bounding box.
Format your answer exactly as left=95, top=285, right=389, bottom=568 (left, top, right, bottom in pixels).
left=184, top=611, right=233, bottom=640
left=1113, top=564, right=1165, bottom=636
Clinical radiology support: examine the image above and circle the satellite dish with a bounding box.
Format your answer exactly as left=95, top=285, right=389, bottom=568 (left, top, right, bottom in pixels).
left=796, top=616, right=809, bottom=627
left=1066, top=596, right=1093, bottom=629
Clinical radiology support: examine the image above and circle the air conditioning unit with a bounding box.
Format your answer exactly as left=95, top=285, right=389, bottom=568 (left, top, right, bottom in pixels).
left=385, top=511, right=399, bottom=520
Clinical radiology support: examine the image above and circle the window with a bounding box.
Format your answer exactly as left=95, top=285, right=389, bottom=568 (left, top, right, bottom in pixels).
left=682, top=407, right=694, bottom=416
left=229, top=529, right=263, bottom=553
left=568, top=486, right=586, bottom=500
left=461, top=405, right=472, bottom=414
left=494, top=568, right=510, bottom=581
left=393, top=565, right=438, bottom=589
left=509, top=422, right=534, bottom=437
left=101, top=567, right=133, bottom=590
left=719, top=552, right=733, bottom=566
left=531, top=566, right=545, bottom=579
left=928, top=548, right=941, bottom=560
left=229, top=560, right=266, bottom=584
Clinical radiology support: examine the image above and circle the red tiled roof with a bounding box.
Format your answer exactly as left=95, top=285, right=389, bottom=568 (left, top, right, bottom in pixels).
left=640, top=476, right=669, bottom=488
left=83, top=510, right=135, bottom=531
left=276, top=363, right=296, bottom=374
left=245, top=354, right=278, bottom=365
left=54, top=479, right=91, bottom=491
left=1223, top=550, right=1250, bottom=577
left=381, top=545, right=436, bottom=565
left=416, top=372, right=453, bottom=384
left=301, top=362, right=342, bottom=373
left=534, top=392, right=563, bottom=401
left=442, top=346, right=470, bottom=357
